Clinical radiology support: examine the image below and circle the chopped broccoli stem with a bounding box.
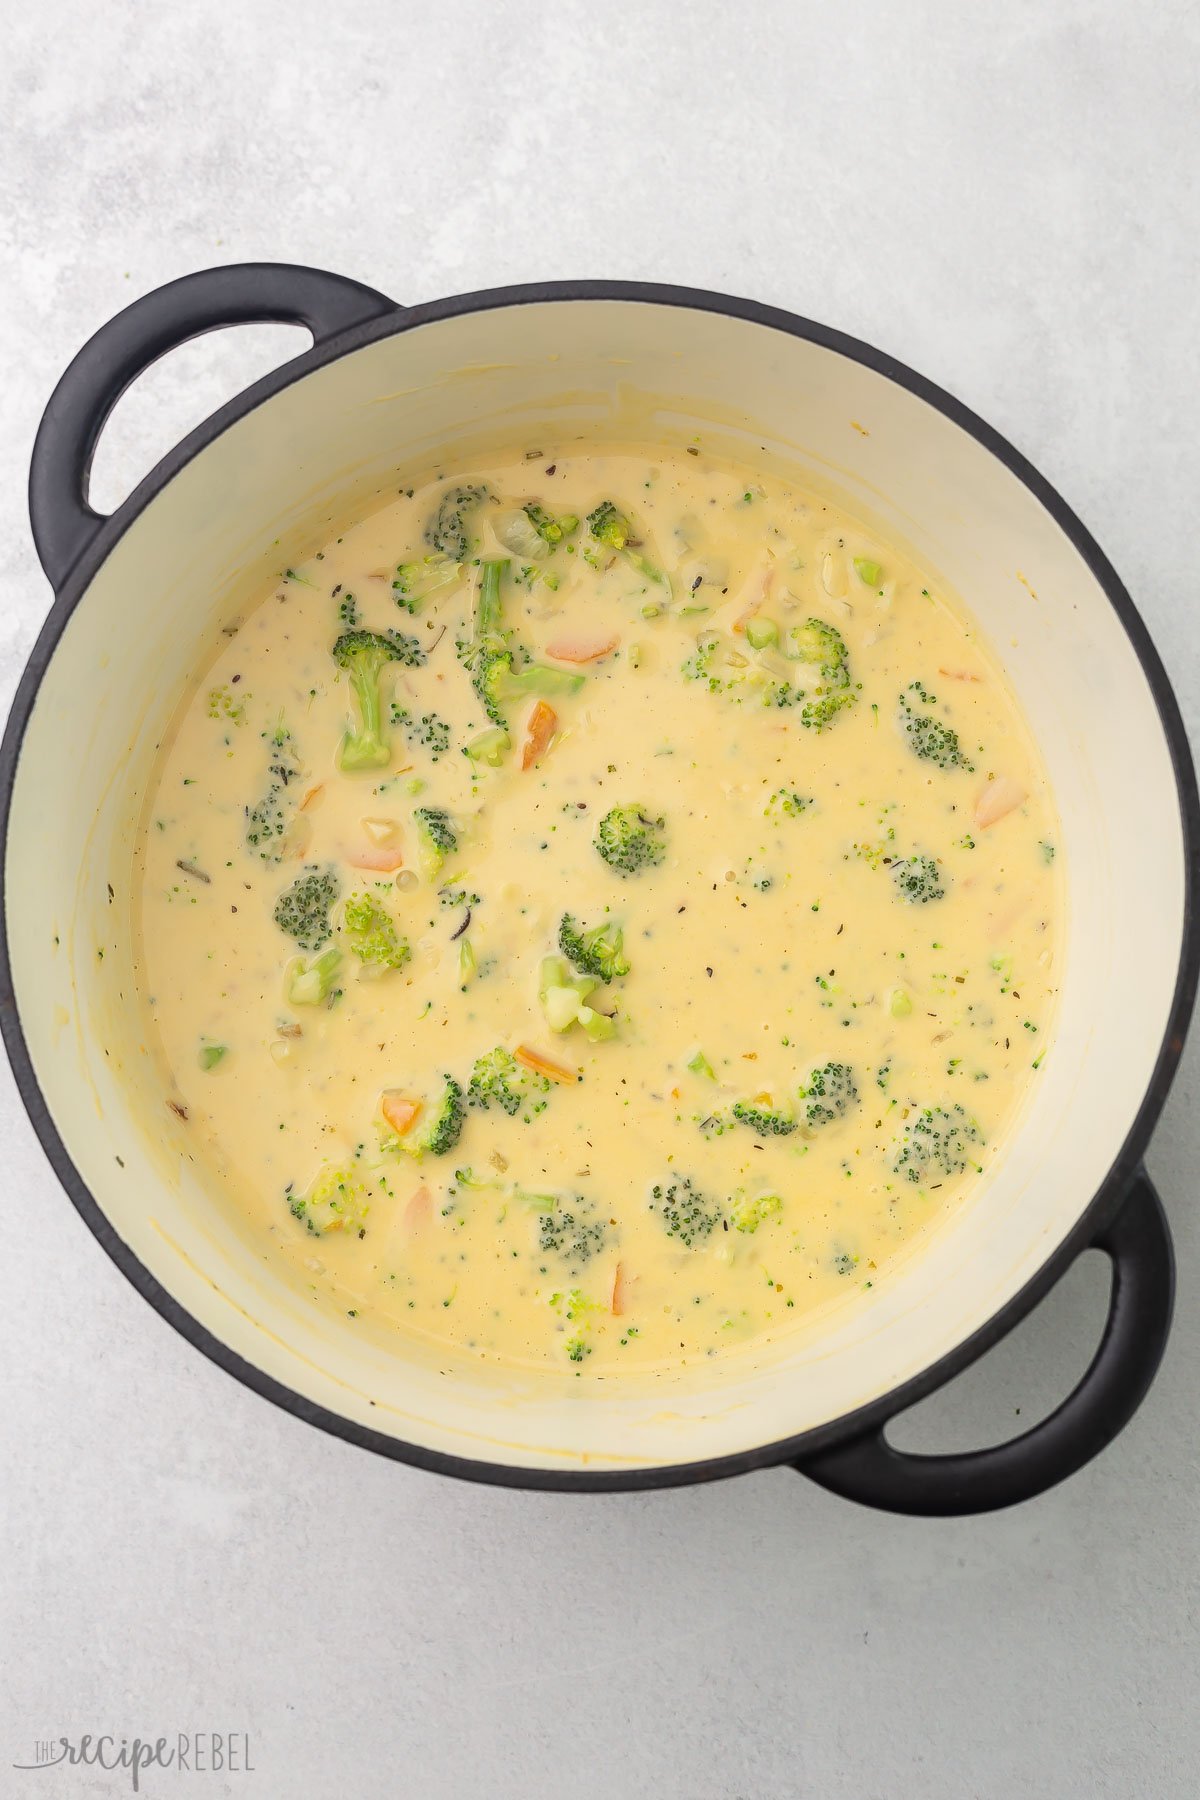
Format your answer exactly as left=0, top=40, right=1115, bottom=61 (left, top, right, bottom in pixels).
left=273, top=867, right=339, bottom=952
left=853, top=556, right=882, bottom=585
left=687, top=1049, right=716, bottom=1080
left=459, top=559, right=585, bottom=727
left=463, top=725, right=511, bottom=767
left=558, top=913, right=630, bottom=983
left=342, top=892, right=411, bottom=973
left=286, top=945, right=344, bottom=1006
left=891, top=855, right=946, bottom=905
left=198, top=1043, right=228, bottom=1071
left=649, top=1176, right=720, bottom=1246
left=332, top=629, right=424, bottom=772
left=427, top=483, right=489, bottom=562
left=800, top=1061, right=859, bottom=1127
left=595, top=804, right=666, bottom=875
left=538, top=955, right=617, bottom=1042
left=745, top=617, right=778, bottom=650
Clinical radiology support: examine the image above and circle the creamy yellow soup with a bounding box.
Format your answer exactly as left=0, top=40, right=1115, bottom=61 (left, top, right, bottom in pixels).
left=134, top=446, right=1060, bottom=1377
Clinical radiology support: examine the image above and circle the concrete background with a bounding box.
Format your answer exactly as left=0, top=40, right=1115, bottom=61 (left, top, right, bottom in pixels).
left=2, top=1, right=1198, bottom=1795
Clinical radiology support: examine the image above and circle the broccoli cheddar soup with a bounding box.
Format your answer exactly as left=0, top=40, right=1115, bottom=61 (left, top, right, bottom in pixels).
left=135, top=446, right=1061, bottom=1377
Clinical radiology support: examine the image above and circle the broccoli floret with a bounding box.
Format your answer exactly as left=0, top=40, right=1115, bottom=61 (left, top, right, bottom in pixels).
left=730, top=1191, right=784, bottom=1234
left=595, top=804, right=666, bottom=876
left=404, top=1076, right=466, bottom=1159
left=342, top=892, right=411, bottom=973
left=586, top=501, right=671, bottom=597
left=498, top=502, right=579, bottom=560
left=535, top=1200, right=607, bottom=1268
left=286, top=945, right=343, bottom=1006
left=459, top=560, right=584, bottom=727
left=538, top=956, right=617, bottom=1042
left=682, top=632, right=725, bottom=690
left=558, top=913, right=630, bottom=983
left=392, top=552, right=463, bottom=614
left=547, top=1284, right=604, bottom=1360
left=765, top=788, right=812, bottom=820
left=649, top=1176, right=721, bottom=1246
left=332, top=629, right=424, bottom=772
left=800, top=1061, right=860, bottom=1127
left=782, top=618, right=857, bottom=731
left=898, top=682, right=975, bottom=771
left=731, top=1099, right=797, bottom=1137
left=587, top=499, right=632, bottom=550
left=894, top=1104, right=983, bottom=1185
left=467, top=1046, right=551, bottom=1118
left=207, top=684, right=246, bottom=726
left=245, top=722, right=302, bottom=861
left=426, top=483, right=489, bottom=561
left=413, top=806, right=457, bottom=878
left=786, top=617, right=849, bottom=675
left=891, top=855, right=946, bottom=905
left=287, top=1164, right=368, bottom=1236
left=273, top=867, right=339, bottom=952
left=523, top=502, right=578, bottom=548
left=391, top=706, right=452, bottom=761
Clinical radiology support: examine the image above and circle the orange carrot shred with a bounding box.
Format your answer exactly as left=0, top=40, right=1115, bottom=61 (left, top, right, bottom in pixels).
left=515, top=1044, right=578, bottom=1084
left=381, top=1092, right=423, bottom=1136
left=522, top=700, right=558, bottom=771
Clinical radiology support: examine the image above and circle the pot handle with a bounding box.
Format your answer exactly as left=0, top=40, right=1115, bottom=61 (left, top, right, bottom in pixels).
left=797, top=1169, right=1173, bottom=1515
left=28, top=261, right=397, bottom=590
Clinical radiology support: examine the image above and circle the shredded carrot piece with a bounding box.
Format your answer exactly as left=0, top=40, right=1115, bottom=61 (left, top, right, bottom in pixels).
left=545, top=630, right=619, bottom=664
left=381, top=1092, right=423, bottom=1135
left=522, top=700, right=558, bottom=771
left=938, top=667, right=983, bottom=682
left=347, top=845, right=405, bottom=871
left=515, top=1044, right=578, bottom=1084
left=611, top=1260, right=636, bottom=1315
left=404, top=1186, right=432, bottom=1230
left=300, top=785, right=325, bottom=811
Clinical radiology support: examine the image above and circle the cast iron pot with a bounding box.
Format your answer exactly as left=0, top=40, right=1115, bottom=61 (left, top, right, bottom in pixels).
left=4, top=263, right=1196, bottom=1515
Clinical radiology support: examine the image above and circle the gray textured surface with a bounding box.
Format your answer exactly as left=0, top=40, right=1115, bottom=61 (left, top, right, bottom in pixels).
left=2, top=2, right=1198, bottom=1795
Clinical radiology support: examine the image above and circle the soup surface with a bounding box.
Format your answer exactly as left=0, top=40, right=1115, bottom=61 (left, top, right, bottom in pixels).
left=135, top=446, right=1060, bottom=1376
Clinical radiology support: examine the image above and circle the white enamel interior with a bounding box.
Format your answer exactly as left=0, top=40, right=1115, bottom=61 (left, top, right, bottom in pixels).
left=6, top=299, right=1186, bottom=1473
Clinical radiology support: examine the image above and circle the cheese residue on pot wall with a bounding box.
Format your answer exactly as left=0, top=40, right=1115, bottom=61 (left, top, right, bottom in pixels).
left=133, top=445, right=1061, bottom=1376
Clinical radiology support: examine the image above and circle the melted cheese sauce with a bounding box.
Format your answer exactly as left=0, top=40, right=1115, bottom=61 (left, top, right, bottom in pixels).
left=135, top=447, right=1060, bottom=1377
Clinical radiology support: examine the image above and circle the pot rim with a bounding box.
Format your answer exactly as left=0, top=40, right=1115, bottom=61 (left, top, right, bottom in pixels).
left=3, top=276, right=1197, bottom=1492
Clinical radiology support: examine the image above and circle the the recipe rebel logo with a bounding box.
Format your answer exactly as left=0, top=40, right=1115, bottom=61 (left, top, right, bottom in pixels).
left=12, top=1732, right=255, bottom=1790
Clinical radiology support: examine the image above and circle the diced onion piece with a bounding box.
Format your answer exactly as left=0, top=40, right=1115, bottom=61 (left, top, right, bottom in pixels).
left=975, top=776, right=1026, bottom=829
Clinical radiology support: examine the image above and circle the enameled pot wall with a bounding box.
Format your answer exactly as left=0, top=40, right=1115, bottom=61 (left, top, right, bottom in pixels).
left=3, top=265, right=1195, bottom=1514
